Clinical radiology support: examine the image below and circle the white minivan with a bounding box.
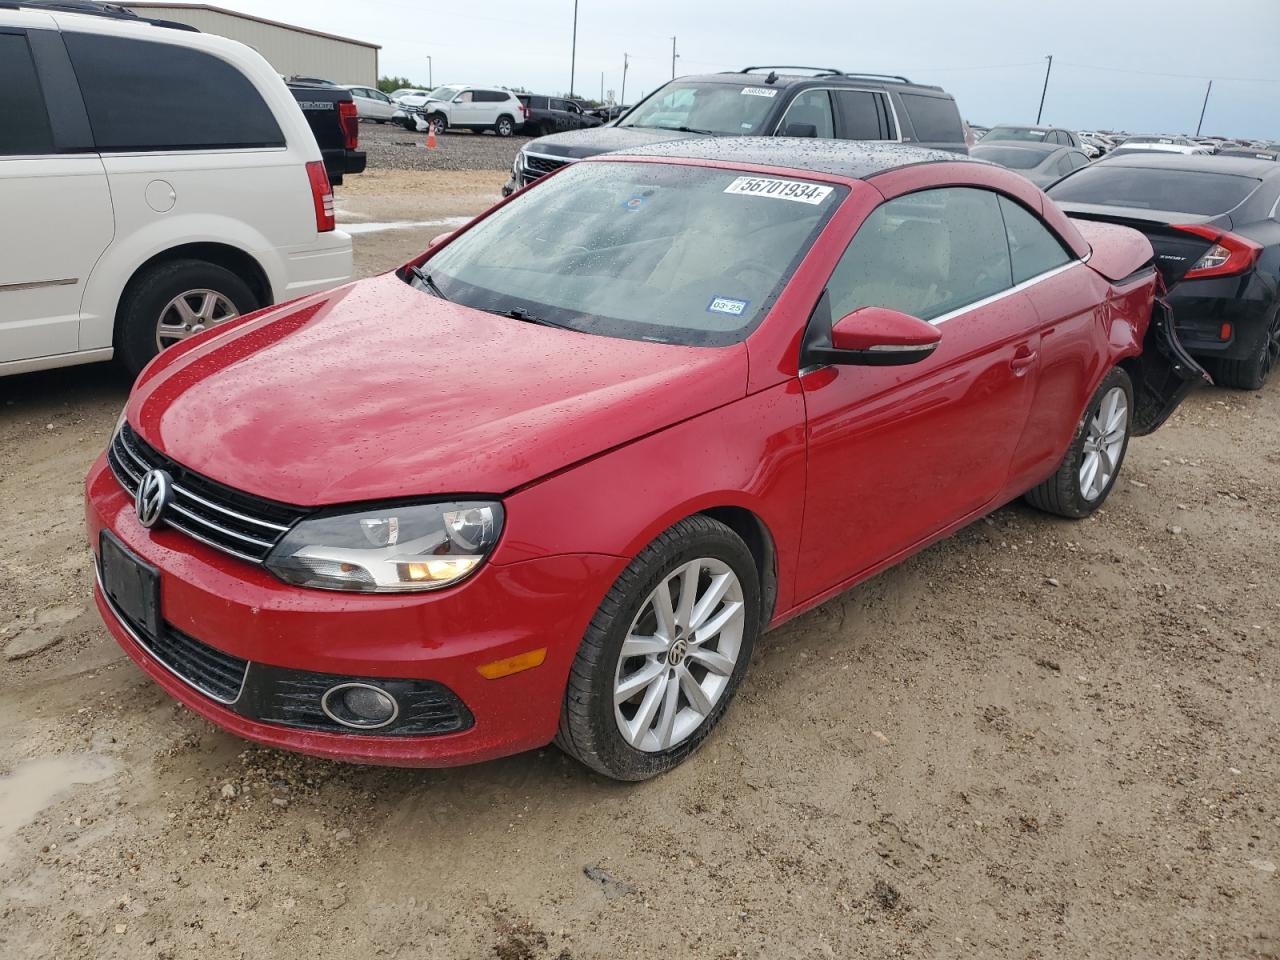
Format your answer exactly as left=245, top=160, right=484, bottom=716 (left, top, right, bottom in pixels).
left=0, top=3, right=353, bottom=377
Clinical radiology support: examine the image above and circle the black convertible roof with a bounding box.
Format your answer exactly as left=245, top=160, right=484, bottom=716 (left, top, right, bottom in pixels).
left=616, top=138, right=975, bottom=180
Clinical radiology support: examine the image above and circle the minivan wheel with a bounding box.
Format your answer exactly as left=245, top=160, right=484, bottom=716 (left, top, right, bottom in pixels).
left=495, top=115, right=514, bottom=137
left=1024, top=367, right=1133, bottom=519
left=116, top=259, right=259, bottom=377
left=1214, top=306, right=1280, bottom=390
left=556, top=515, right=760, bottom=781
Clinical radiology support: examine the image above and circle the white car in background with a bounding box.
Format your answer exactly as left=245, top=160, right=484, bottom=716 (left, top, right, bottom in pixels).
left=1, top=3, right=352, bottom=378
left=400, top=84, right=525, bottom=137
left=340, top=84, right=397, bottom=123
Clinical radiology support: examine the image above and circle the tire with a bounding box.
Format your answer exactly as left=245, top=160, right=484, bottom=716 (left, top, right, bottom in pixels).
left=556, top=515, right=760, bottom=781
left=1213, top=305, right=1280, bottom=390
left=1024, top=367, right=1134, bottom=519
left=116, top=259, right=259, bottom=377
left=428, top=113, right=448, bottom=135
left=495, top=115, right=515, bottom=138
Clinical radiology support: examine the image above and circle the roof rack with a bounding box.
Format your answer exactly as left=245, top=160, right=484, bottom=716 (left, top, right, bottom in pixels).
left=1, top=0, right=199, bottom=31
left=739, top=65, right=846, bottom=77
left=735, top=66, right=915, bottom=84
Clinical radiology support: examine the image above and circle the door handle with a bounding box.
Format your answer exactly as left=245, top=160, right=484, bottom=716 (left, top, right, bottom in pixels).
left=1010, top=348, right=1038, bottom=375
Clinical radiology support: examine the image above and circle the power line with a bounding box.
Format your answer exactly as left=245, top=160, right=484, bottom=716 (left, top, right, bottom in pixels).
left=1055, top=60, right=1280, bottom=84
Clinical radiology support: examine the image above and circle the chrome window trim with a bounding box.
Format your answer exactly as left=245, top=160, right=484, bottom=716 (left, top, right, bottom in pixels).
left=929, top=258, right=1082, bottom=326
left=522, top=149, right=573, bottom=163
left=770, top=86, right=902, bottom=143
left=94, top=563, right=248, bottom=706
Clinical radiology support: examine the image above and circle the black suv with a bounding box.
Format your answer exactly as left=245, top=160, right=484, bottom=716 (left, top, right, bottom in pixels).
left=520, top=94, right=603, bottom=136
left=503, top=66, right=968, bottom=194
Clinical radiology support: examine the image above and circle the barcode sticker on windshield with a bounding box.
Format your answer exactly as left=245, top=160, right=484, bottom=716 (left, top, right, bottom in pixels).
left=741, top=87, right=778, bottom=98
left=724, top=176, right=833, bottom=205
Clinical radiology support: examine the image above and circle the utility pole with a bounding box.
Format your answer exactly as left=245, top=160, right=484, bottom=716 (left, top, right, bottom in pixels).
left=426, top=56, right=433, bottom=88
left=600, top=71, right=604, bottom=103
left=671, top=36, right=678, bottom=79
left=1036, top=54, right=1053, bottom=125
left=569, top=0, right=579, bottom=98
left=1196, top=79, right=1213, bottom=136
left=621, top=52, right=629, bottom=106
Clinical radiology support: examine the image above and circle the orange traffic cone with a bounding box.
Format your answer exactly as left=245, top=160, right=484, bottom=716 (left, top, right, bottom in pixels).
left=426, top=123, right=438, bottom=150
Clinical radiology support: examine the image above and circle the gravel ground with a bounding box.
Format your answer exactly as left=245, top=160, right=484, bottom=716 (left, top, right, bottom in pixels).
left=1, top=183, right=1277, bottom=960
left=358, top=118, right=528, bottom=173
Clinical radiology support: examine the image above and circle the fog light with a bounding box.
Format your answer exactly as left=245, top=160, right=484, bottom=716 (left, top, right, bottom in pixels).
left=320, top=682, right=399, bottom=729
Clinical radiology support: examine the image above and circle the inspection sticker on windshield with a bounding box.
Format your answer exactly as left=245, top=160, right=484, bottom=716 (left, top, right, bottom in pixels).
left=707, top=296, right=749, bottom=317
left=723, top=176, right=833, bottom=205
left=740, top=86, right=778, bottom=98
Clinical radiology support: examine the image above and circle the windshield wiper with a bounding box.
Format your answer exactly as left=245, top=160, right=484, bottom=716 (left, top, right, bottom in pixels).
left=407, top=264, right=450, bottom=301
left=628, top=123, right=716, bottom=136
left=506, top=307, right=571, bottom=330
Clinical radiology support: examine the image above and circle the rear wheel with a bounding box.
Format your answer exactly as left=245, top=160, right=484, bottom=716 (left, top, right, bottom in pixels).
left=1024, top=367, right=1133, bottom=518
left=1214, top=305, right=1280, bottom=390
left=116, top=259, right=259, bottom=377
left=556, top=516, right=759, bottom=780
left=495, top=115, right=515, bottom=137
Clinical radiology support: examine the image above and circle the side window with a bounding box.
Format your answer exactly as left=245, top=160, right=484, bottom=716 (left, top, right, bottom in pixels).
left=0, top=33, right=54, bottom=156
left=477, top=90, right=507, bottom=103
left=898, top=93, right=963, bottom=143
left=832, top=90, right=884, bottom=140
left=550, top=98, right=569, bottom=111
left=826, top=187, right=1013, bottom=322
left=63, top=34, right=283, bottom=151
left=778, top=89, right=835, bottom=138
left=998, top=195, right=1072, bottom=284
left=455, top=91, right=474, bottom=103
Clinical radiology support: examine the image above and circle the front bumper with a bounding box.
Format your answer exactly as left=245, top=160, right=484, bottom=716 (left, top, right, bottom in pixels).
left=86, top=455, right=622, bottom=766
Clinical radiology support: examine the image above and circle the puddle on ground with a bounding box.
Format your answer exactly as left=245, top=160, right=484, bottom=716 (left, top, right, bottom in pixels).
left=0, top=754, right=118, bottom=856
left=339, top=216, right=471, bottom=235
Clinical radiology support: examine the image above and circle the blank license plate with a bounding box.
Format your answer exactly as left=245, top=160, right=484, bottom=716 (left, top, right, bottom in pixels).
left=100, top=531, right=161, bottom=640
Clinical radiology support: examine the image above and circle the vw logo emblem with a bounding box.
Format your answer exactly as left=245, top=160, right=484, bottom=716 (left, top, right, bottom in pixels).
left=135, top=469, right=172, bottom=529
left=666, top=638, right=688, bottom=667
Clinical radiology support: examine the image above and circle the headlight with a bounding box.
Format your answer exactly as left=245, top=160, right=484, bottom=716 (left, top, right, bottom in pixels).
left=265, top=501, right=503, bottom=593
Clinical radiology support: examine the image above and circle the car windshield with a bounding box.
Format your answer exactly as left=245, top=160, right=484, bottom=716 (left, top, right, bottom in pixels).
left=1049, top=166, right=1259, bottom=216
left=984, top=126, right=1047, bottom=142
left=428, top=86, right=459, bottom=101
left=415, top=161, right=845, bottom=346
left=618, top=81, right=779, bottom=136
left=971, top=145, right=1046, bottom=170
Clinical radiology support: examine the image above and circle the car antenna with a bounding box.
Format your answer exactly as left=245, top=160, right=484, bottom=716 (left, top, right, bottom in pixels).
left=765, top=71, right=778, bottom=84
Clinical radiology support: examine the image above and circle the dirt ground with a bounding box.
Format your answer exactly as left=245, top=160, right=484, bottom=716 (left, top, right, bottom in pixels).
left=1, top=169, right=1277, bottom=960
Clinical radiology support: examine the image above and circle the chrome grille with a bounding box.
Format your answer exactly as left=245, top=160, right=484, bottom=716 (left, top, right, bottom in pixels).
left=523, top=153, right=569, bottom=179
left=106, top=423, right=308, bottom=564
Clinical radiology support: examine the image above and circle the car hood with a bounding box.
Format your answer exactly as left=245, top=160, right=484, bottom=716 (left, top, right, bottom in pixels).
left=524, top=124, right=703, bottom=160
left=128, top=275, right=747, bottom=506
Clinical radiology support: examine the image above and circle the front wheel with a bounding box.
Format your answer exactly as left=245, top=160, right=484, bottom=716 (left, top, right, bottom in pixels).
left=428, top=113, right=448, bottom=135
left=556, top=516, right=760, bottom=780
left=494, top=115, right=515, bottom=137
left=1024, top=367, right=1133, bottom=518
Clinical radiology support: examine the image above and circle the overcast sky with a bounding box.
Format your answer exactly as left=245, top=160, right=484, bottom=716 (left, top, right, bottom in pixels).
left=252, top=0, right=1278, bottom=138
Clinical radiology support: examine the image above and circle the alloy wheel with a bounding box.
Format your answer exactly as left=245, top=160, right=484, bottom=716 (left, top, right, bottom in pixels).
left=613, top=558, right=745, bottom=752
left=1079, top=386, right=1128, bottom=501
left=155, top=289, right=239, bottom=350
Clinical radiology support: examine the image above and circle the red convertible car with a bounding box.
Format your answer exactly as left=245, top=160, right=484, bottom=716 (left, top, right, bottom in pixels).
left=87, top=139, right=1204, bottom=780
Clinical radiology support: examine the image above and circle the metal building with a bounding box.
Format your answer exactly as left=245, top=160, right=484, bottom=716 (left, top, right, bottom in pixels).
left=123, top=3, right=379, bottom=86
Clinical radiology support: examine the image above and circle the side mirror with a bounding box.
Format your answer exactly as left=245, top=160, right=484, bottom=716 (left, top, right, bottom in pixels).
left=809, top=306, right=941, bottom=367
left=782, top=122, right=817, bottom=138
left=426, top=230, right=455, bottom=250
